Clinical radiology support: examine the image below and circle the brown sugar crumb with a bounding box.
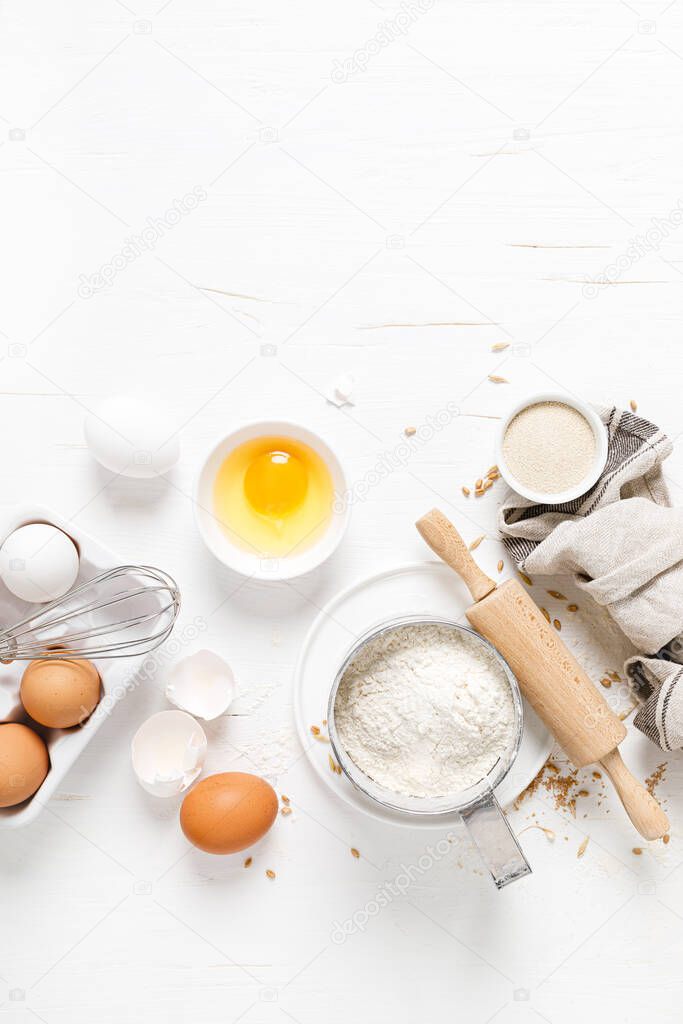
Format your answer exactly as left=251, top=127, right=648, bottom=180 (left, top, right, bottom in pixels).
left=514, top=759, right=580, bottom=816
left=645, top=762, right=667, bottom=797
left=592, top=771, right=602, bottom=780
left=266, top=869, right=276, bottom=879
left=577, top=836, right=589, bottom=858
left=310, top=725, right=320, bottom=736
left=281, top=806, right=292, bottom=816
left=600, top=678, right=612, bottom=689
left=244, top=856, right=253, bottom=868
left=663, top=834, right=671, bottom=844
left=281, top=794, right=290, bottom=805
left=577, top=789, right=589, bottom=798
left=632, top=847, right=643, bottom=856
left=350, top=847, right=360, bottom=859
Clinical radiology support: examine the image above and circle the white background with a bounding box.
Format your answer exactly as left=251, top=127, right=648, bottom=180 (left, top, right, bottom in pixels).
left=2, top=0, right=683, bottom=1020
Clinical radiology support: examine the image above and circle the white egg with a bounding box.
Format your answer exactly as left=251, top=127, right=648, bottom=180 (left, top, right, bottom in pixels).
left=166, top=649, right=237, bottom=720
left=84, top=394, right=180, bottom=479
left=0, top=523, right=80, bottom=603
left=131, top=710, right=207, bottom=797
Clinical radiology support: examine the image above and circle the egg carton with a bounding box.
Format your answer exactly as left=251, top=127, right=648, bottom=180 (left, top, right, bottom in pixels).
left=0, top=504, right=149, bottom=828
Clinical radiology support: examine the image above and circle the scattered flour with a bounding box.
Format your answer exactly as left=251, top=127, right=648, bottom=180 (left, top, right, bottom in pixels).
left=503, top=401, right=596, bottom=493
left=334, top=623, right=516, bottom=798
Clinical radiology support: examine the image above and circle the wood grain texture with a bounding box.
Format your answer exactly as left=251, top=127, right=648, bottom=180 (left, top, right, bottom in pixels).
left=468, top=578, right=627, bottom=766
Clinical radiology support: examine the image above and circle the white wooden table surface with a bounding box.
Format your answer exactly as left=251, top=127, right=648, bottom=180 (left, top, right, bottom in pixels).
left=2, top=0, right=683, bottom=1020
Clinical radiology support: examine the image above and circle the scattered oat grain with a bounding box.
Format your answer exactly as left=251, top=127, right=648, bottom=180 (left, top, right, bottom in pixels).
left=541, top=607, right=551, bottom=623
left=281, top=794, right=290, bottom=805
left=244, top=856, right=253, bottom=868
left=488, top=375, right=508, bottom=384
left=404, top=426, right=416, bottom=437
left=577, top=836, right=589, bottom=858
left=600, top=678, right=612, bottom=689
left=567, top=604, right=578, bottom=612
left=310, top=725, right=320, bottom=736
left=632, top=847, right=643, bottom=856
left=350, top=847, right=360, bottom=859
left=553, top=618, right=561, bottom=631
left=281, top=806, right=292, bottom=816
left=469, top=535, right=485, bottom=551
left=497, top=560, right=504, bottom=573
left=266, top=869, right=276, bottom=879
left=630, top=400, right=638, bottom=412
left=519, top=571, right=533, bottom=586
left=491, top=343, right=509, bottom=353
left=519, top=824, right=556, bottom=841
left=462, top=486, right=470, bottom=497
left=663, top=834, right=670, bottom=844
left=547, top=590, right=567, bottom=601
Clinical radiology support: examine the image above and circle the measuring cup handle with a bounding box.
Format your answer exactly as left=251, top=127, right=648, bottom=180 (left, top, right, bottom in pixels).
left=460, top=787, right=531, bottom=889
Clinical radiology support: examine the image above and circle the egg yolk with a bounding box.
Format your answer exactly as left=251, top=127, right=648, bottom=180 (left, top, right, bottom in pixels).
left=243, top=450, right=308, bottom=518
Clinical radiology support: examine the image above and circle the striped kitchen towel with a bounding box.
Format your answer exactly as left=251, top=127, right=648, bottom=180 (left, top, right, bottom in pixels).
left=498, top=405, right=683, bottom=750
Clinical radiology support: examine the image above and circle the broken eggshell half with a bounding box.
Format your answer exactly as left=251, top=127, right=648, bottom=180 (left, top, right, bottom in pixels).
left=131, top=710, right=207, bottom=798
left=165, top=649, right=237, bottom=721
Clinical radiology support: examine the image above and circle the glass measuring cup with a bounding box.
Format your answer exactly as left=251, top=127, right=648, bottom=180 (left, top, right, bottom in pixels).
left=326, top=615, right=531, bottom=889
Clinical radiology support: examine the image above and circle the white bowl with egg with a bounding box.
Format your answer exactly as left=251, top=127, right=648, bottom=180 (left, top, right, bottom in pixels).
left=495, top=392, right=608, bottom=505
left=194, top=420, right=350, bottom=581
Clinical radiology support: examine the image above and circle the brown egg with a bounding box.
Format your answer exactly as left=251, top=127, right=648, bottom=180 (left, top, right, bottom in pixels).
left=0, top=723, right=49, bottom=807
left=180, top=772, right=278, bottom=854
left=20, top=658, right=101, bottom=729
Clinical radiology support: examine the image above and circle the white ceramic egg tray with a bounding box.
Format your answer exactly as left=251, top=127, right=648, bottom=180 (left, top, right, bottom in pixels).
left=0, top=504, right=149, bottom=828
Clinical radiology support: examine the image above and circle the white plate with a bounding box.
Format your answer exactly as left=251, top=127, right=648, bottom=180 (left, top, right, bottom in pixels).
left=0, top=504, right=151, bottom=828
left=293, top=561, right=553, bottom=828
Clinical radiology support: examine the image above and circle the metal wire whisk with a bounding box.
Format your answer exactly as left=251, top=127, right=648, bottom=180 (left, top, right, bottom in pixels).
left=0, top=565, right=181, bottom=661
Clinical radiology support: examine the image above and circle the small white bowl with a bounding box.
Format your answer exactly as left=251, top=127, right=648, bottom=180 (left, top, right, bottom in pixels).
left=194, top=420, right=350, bottom=581
left=494, top=392, right=608, bottom=504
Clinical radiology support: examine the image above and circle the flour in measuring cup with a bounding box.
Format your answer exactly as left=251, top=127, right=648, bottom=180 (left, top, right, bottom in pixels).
left=334, top=623, right=516, bottom=799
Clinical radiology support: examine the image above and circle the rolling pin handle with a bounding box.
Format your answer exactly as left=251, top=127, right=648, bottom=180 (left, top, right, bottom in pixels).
left=415, top=509, right=497, bottom=603
left=600, top=748, right=670, bottom=841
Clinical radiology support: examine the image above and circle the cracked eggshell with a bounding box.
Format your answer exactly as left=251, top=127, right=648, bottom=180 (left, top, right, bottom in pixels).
left=165, top=649, right=237, bottom=721
left=131, top=710, right=207, bottom=798
left=84, top=394, right=180, bottom=479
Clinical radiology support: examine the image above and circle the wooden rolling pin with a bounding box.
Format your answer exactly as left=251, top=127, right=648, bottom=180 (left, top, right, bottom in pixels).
left=416, top=508, right=669, bottom=841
